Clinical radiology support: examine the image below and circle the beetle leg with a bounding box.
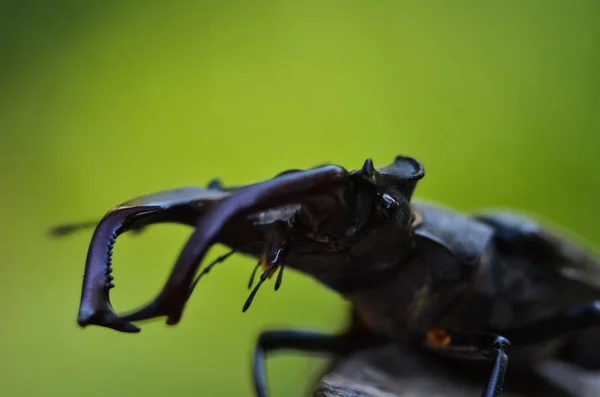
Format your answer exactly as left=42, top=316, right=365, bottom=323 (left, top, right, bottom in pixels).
left=499, top=301, right=600, bottom=346
left=469, top=334, right=511, bottom=397
left=498, top=301, right=600, bottom=370
left=480, top=336, right=511, bottom=397
left=252, top=329, right=380, bottom=397
left=560, top=343, right=600, bottom=370
left=423, top=330, right=511, bottom=397
left=426, top=301, right=600, bottom=397
left=477, top=300, right=600, bottom=396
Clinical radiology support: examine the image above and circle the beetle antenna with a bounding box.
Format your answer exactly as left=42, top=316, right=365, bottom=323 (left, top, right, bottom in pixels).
left=188, top=242, right=264, bottom=300
left=274, top=264, right=284, bottom=291
left=247, top=259, right=262, bottom=289
left=243, top=260, right=278, bottom=312
left=187, top=249, right=237, bottom=300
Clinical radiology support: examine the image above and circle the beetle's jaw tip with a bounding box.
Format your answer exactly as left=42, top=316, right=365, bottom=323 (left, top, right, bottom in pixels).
left=77, top=307, right=141, bottom=333
left=165, top=314, right=181, bottom=326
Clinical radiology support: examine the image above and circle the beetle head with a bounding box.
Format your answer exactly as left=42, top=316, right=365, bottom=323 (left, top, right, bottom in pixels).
left=272, top=155, right=424, bottom=292
left=248, top=155, right=424, bottom=253
left=344, top=155, right=424, bottom=239
left=67, top=156, right=424, bottom=333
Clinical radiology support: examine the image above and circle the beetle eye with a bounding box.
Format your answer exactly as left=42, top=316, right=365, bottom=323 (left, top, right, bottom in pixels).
left=381, top=193, right=398, bottom=212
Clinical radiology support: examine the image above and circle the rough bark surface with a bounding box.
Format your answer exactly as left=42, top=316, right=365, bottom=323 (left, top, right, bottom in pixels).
left=312, top=344, right=600, bottom=397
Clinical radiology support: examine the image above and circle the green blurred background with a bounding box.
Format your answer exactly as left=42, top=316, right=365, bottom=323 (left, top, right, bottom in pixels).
left=1, top=1, right=599, bottom=396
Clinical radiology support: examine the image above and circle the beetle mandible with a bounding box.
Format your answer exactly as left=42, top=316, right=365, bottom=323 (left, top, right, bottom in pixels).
left=51, top=155, right=600, bottom=397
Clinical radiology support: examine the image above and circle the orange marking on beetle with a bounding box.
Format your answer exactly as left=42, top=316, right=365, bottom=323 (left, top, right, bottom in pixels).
left=426, top=328, right=452, bottom=347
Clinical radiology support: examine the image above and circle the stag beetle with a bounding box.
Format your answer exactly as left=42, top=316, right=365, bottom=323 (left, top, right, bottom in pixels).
left=51, top=155, right=600, bottom=397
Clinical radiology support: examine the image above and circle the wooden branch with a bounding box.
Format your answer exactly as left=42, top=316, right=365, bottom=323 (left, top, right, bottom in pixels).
left=312, top=344, right=600, bottom=397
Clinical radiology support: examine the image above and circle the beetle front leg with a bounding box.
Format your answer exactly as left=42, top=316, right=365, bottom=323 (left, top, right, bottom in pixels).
left=252, top=329, right=380, bottom=397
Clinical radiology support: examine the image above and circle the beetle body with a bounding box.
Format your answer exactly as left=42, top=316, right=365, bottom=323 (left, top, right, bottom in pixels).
left=342, top=201, right=600, bottom=368
left=52, top=155, right=600, bottom=397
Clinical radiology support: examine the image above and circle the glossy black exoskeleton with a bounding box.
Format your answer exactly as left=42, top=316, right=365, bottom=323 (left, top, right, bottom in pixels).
left=51, top=156, right=600, bottom=397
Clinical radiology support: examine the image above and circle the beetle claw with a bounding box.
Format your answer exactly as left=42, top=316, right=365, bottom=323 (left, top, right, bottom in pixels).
left=77, top=206, right=163, bottom=334
left=78, top=303, right=140, bottom=333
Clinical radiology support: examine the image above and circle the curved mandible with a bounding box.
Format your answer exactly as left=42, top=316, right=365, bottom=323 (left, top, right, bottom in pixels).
left=77, top=206, right=162, bottom=333
left=121, top=164, right=350, bottom=327
left=76, top=187, right=234, bottom=333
